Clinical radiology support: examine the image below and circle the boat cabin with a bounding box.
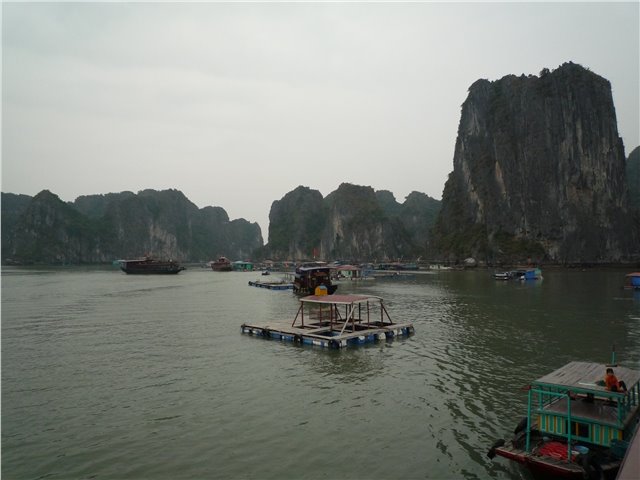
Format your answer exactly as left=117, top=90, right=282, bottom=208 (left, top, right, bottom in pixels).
left=293, top=265, right=338, bottom=295
left=525, top=361, right=640, bottom=454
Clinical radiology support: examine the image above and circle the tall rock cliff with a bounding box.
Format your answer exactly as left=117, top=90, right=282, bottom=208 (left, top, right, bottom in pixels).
left=265, top=183, right=440, bottom=262
left=433, top=62, right=635, bottom=264
left=627, top=146, right=640, bottom=211
left=2, top=189, right=263, bottom=264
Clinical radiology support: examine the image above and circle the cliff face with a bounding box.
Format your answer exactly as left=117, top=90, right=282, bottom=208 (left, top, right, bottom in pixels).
left=628, top=146, right=640, bottom=211
left=433, top=62, right=635, bottom=264
left=266, top=183, right=440, bottom=261
left=2, top=189, right=263, bottom=264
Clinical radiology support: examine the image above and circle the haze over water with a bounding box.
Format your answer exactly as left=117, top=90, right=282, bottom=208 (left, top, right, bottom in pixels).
left=2, top=267, right=639, bottom=479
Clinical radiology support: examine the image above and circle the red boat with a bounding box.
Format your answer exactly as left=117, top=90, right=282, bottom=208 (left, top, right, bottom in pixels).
left=211, top=256, right=232, bottom=272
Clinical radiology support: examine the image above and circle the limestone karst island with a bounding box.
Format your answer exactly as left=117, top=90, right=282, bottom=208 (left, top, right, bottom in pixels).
left=2, top=63, right=639, bottom=267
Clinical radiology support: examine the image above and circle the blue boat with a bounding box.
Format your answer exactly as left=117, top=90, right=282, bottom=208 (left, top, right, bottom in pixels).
left=624, top=272, right=640, bottom=289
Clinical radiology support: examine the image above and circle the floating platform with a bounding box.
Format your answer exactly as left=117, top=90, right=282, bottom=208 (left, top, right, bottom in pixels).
left=241, top=294, right=414, bottom=348
left=248, top=280, right=294, bottom=290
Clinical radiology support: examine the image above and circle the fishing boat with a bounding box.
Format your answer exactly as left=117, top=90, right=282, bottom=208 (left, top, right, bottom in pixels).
left=211, top=256, right=232, bottom=272
left=293, top=265, right=338, bottom=295
left=624, top=272, right=640, bottom=290
left=493, top=271, right=515, bottom=280
left=119, top=257, right=185, bottom=274
left=488, top=360, right=640, bottom=479
left=241, top=294, right=414, bottom=348
left=335, top=264, right=375, bottom=282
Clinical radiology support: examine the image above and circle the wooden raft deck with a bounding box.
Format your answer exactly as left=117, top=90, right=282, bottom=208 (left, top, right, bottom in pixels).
left=242, top=294, right=414, bottom=348
left=241, top=318, right=414, bottom=348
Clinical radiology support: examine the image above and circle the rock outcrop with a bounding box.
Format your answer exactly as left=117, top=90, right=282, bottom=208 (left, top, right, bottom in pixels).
left=2, top=189, right=263, bottom=264
left=433, top=62, right=635, bottom=264
left=265, top=183, right=440, bottom=261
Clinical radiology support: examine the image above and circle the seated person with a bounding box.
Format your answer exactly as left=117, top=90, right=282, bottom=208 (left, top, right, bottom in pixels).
left=605, top=367, right=627, bottom=392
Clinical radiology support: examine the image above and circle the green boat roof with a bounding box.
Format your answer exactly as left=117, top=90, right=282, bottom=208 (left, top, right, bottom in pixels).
left=533, top=361, right=640, bottom=393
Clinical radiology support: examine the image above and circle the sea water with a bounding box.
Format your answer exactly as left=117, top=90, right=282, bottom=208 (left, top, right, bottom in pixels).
left=2, top=266, right=639, bottom=479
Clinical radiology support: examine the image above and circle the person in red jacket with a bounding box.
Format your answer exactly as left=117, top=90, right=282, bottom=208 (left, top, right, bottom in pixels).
left=605, top=368, right=627, bottom=392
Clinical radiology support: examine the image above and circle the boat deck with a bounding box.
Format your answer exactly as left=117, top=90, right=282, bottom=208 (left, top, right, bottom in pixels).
left=534, top=362, right=640, bottom=394
left=543, top=397, right=621, bottom=425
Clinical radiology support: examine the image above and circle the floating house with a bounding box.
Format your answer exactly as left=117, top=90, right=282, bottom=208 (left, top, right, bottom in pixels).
left=335, top=264, right=374, bottom=281
left=233, top=261, right=254, bottom=272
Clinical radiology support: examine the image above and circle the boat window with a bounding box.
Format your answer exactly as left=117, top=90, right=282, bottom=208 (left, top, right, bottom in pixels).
left=570, top=421, right=589, bottom=438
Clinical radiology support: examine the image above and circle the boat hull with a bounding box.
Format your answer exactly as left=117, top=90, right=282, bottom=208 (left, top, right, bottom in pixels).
left=211, top=257, right=233, bottom=272
left=494, top=444, right=619, bottom=479
left=120, top=258, right=185, bottom=275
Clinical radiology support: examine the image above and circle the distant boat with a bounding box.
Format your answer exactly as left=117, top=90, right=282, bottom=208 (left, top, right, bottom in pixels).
left=335, top=264, right=375, bottom=282
left=493, top=271, right=515, bottom=280
left=494, top=268, right=542, bottom=281
left=119, top=257, right=185, bottom=275
left=211, top=257, right=233, bottom=272
left=624, top=272, right=640, bottom=290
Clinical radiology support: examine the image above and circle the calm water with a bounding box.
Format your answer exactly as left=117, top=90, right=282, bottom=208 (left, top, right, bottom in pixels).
left=2, top=267, right=639, bottom=480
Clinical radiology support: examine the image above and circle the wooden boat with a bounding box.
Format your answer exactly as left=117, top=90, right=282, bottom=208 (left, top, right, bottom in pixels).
left=335, top=264, right=375, bottom=282
left=241, top=294, right=414, bottom=348
left=293, top=265, right=338, bottom=295
left=119, top=257, right=185, bottom=274
left=488, top=360, right=640, bottom=479
left=624, top=272, right=640, bottom=290
left=493, top=271, right=514, bottom=280
left=211, top=256, right=232, bottom=272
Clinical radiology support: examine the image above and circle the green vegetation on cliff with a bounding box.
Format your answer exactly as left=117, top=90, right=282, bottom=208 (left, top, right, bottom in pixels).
left=2, top=189, right=262, bottom=264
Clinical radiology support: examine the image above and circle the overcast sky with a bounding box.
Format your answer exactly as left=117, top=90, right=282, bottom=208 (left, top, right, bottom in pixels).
left=2, top=2, right=639, bottom=240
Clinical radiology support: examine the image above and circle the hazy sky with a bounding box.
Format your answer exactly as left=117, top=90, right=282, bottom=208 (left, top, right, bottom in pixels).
left=2, top=2, right=639, bottom=239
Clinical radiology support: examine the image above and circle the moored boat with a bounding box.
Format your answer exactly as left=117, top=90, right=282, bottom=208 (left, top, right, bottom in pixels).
left=293, top=265, right=338, bottom=295
left=493, top=271, right=514, bottom=280
left=624, top=272, right=640, bottom=290
left=488, top=360, right=640, bottom=479
left=335, top=264, right=375, bottom=282
left=119, top=257, right=185, bottom=274
left=211, top=256, right=233, bottom=272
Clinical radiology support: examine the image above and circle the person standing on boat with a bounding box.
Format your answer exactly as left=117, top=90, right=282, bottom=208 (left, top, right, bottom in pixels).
left=605, top=367, right=627, bottom=392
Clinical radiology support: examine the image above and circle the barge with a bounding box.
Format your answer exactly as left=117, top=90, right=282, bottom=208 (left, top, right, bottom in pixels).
left=119, top=257, right=185, bottom=274
left=241, top=294, right=414, bottom=348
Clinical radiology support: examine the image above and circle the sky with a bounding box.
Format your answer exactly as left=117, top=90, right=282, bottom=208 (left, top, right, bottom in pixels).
left=2, top=2, right=639, bottom=240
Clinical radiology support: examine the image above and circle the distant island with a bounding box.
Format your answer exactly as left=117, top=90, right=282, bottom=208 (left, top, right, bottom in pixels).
left=2, top=63, right=639, bottom=266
